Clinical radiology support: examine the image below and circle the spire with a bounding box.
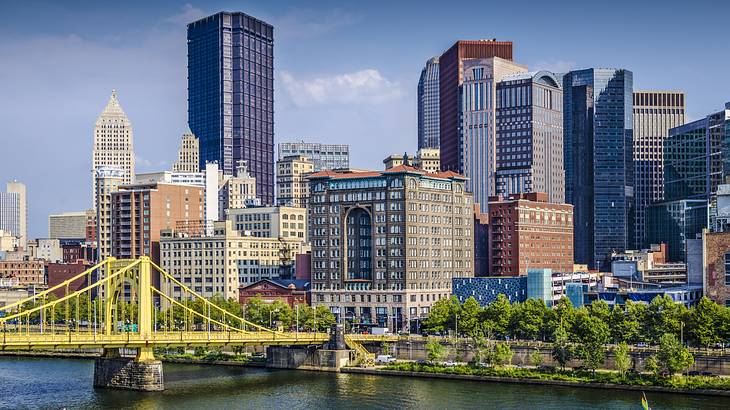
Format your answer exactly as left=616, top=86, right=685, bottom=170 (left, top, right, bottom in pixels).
left=100, top=89, right=126, bottom=117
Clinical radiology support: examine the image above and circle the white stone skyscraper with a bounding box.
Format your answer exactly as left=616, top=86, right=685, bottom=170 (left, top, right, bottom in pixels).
left=172, top=129, right=200, bottom=173
left=92, top=90, right=134, bottom=209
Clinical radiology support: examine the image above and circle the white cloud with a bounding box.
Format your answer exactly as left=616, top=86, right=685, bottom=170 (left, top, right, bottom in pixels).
left=532, top=60, right=576, bottom=74
left=280, top=69, right=405, bottom=107
left=165, top=4, right=206, bottom=26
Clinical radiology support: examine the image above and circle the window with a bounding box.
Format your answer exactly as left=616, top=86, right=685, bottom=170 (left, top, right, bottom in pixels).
left=725, top=253, right=730, bottom=285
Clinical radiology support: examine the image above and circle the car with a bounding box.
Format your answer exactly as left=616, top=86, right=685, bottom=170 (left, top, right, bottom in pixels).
left=636, top=342, right=649, bottom=348
left=442, top=361, right=458, bottom=367
left=475, top=362, right=491, bottom=368
left=376, top=355, right=397, bottom=364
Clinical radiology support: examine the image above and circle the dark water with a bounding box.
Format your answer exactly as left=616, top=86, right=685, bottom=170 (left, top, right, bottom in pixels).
left=0, top=357, right=728, bottom=409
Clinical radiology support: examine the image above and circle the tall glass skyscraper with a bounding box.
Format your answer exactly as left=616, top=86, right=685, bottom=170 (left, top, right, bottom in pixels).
left=562, top=68, right=634, bottom=270
left=418, top=57, right=440, bottom=149
left=187, top=12, right=274, bottom=205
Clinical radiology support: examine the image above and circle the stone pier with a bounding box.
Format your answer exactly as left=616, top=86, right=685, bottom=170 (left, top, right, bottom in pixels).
left=93, top=348, right=164, bottom=391
left=266, top=324, right=351, bottom=371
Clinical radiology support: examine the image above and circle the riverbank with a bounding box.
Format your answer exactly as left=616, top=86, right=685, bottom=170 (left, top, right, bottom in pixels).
left=342, top=363, right=730, bottom=397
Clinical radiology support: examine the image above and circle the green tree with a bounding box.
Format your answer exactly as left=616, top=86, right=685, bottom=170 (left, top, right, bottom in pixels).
left=299, top=305, right=336, bottom=331
left=588, top=300, right=611, bottom=324
left=483, top=294, right=511, bottom=338
left=687, top=297, right=722, bottom=348
left=552, top=326, right=573, bottom=371
left=509, top=299, right=547, bottom=340
left=613, top=342, right=632, bottom=378
left=609, top=303, right=641, bottom=344
left=574, top=314, right=609, bottom=374
left=493, top=343, right=513, bottom=367
left=656, top=333, right=694, bottom=375
left=425, top=340, right=445, bottom=362
left=243, top=298, right=269, bottom=327
left=530, top=348, right=543, bottom=368
left=459, top=297, right=483, bottom=338
left=643, top=355, right=660, bottom=377
left=646, top=295, right=684, bottom=343
left=424, top=296, right=460, bottom=334
left=544, top=297, right=575, bottom=340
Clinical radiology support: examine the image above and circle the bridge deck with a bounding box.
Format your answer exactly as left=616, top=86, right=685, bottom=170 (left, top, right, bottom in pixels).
left=0, top=331, right=329, bottom=350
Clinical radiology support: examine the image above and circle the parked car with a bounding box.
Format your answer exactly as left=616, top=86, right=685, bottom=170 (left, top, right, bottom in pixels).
left=376, top=355, right=397, bottom=364
left=636, top=342, right=649, bottom=348
left=442, top=361, right=458, bottom=367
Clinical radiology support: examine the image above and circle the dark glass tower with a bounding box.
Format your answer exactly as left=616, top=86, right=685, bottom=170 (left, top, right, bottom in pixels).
left=563, top=68, right=633, bottom=270
left=188, top=12, right=274, bottom=205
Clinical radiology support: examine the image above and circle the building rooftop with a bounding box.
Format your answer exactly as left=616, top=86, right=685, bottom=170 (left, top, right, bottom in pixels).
left=308, top=166, right=467, bottom=181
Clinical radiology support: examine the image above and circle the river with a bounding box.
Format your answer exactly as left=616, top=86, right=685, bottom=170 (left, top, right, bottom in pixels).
left=0, top=357, right=728, bottom=409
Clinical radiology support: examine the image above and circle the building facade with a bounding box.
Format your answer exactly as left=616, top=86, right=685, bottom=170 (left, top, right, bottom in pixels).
left=495, top=71, right=565, bottom=203
left=188, top=12, right=274, bottom=204
left=218, top=160, right=259, bottom=218
left=439, top=39, right=513, bottom=174
left=418, top=57, right=440, bottom=149
left=227, top=205, right=307, bottom=241
left=278, top=142, right=349, bottom=171
left=0, top=181, right=27, bottom=249
left=646, top=199, right=706, bottom=262
left=633, top=91, right=686, bottom=247
left=47, top=262, right=89, bottom=298
left=0, top=260, right=44, bottom=286
left=160, top=221, right=304, bottom=300
left=703, top=230, right=730, bottom=307
left=92, top=90, right=134, bottom=210
left=307, top=166, right=474, bottom=330
left=488, top=192, right=574, bottom=276
left=276, top=155, right=314, bottom=207
left=172, top=130, right=200, bottom=173
left=111, top=182, right=204, bottom=262
left=238, top=279, right=309, bottom=307
left=461, top=57, right=527, bottom=211
left=562, top=68, right=634, bottom=270
left=49, top=210, right=93, bottom=240
left=383, top=149, right=440, bottom=173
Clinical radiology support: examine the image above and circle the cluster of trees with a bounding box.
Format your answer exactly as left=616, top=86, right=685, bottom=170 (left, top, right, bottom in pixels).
left=424, top=295, right=730, bottom=348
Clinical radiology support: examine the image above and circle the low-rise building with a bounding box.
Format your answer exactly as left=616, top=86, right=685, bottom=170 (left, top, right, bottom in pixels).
left=238, top=278, right=310, bottom=307
left=0, top=229, right=18, bottom=252
left=47, top=262, right=89, bottom=298
left=227, top=206, right=307, bottom=241
left=611, top=244, right=687, bottom=285
left=36, top=238, right=62, bottom=263
left=382, top=149, right=440, bottom=173
left=49, top=210, right=93, bottom=240
left=0, top=260, right=45, bottom=286
left=160, top=220, right=305, bottom=301
left=488, top=192, right=574, bottom=276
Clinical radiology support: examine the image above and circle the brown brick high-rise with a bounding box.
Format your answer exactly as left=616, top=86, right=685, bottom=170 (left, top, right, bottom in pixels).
left=439, top=40, right=513, bottom=172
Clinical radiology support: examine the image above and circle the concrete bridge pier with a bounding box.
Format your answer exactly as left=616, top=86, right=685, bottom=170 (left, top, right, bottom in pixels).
left=266, top=324, right=350, bottom=371
left=93, top=348, right=164, bottom=391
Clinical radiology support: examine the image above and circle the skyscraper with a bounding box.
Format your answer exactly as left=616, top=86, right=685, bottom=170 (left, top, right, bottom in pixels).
left=172, top=129, right=200, bottom=173
left=460, top=57, right=527, bottom=210
left=92, top=90, right=134, bottom=210
left=0, top=181, right=27, bottom=249
left=495, top=71, right=565, bottom=204
left=562, top=68, right=634, bottom=270
left=277, top=142, right=349, bottom=171
left=187, top=12, right=274, bottom=205
left=417, top=57, right=440, bottom=149
left=633, top=91, right=686, bottom=247
left=439, top=39, right=513, bottom=173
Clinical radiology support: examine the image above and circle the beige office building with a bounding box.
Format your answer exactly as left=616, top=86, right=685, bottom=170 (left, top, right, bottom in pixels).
left=277, top=155, right=314, bottom=207
left=49, top=210, right=93, bottom=240
left=92, top=90, right=134, bottom=209
left=219, top=161, right=258, bottom=218
left=172, top=130, right=200, bottom=173
left=308, top=165, right=474, bottom=331
left=227, top=206, right=307, bottom=241
left=160, top=220, right=305, bottom=300
left=633, top=91, right=686, bottom=246
left=383, top=149, right=440, bottom=173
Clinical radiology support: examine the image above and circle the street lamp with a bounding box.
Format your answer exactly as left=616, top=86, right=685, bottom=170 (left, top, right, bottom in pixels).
left=455, top=314, right=459, bottom=340
left=269, top=308, right=280, bottom=329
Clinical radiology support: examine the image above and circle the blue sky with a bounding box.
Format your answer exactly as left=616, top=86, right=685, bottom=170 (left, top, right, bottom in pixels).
left=0, top=0, right=728, bottom=238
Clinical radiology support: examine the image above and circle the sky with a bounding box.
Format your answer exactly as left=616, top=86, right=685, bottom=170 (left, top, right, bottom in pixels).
left=0, top=0, right=729, bottom=238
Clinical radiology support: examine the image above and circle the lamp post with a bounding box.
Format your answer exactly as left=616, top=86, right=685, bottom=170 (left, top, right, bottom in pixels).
left=455, top=314, right=459, bottom=341
left=269, top=308, right=280, bottom=329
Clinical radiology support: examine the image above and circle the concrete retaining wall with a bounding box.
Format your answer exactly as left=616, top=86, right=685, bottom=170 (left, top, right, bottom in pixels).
left=93, top=357, right=164, bottom=391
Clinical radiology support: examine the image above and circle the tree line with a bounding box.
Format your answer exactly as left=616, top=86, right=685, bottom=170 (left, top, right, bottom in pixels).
left=424, top=295, right=730, bottom=349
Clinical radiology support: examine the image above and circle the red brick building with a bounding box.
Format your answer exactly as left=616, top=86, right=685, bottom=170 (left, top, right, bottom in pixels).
left=703, top=231, right=730, bottom=306
left=488, top=192, right=573, bottom=276
left=238, top=279, right=309, bottom=307
left=47, top=262, right=89, bottom=297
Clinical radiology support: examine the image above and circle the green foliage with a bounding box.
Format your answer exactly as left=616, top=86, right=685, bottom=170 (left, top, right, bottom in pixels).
left=298, top=305, right=336, bottom=331
left=656, top=333, right=694, bottom=375
left=574, top=313, right=609, bottom=374
left=509, top=299, right=547, bottom=341
left=459, top=297, right=482, bottom=338
left=613, top=342, right=631, bottom=378
left=482, top=294, right=511, bottom=338
left=643, top=355, right=660, bottom=377
left=425, top=340, right=446, bottom=362
left=493, top=343, right=513, bottom=367
left=687, top=297, right=723, bottom=348
left=530, top=348, right=543, bottom=368
left=551, top=326, right=573, bottom=371
left=646, top=295, right=685, bottom=343
left=423, top=296, right=461, bottom=334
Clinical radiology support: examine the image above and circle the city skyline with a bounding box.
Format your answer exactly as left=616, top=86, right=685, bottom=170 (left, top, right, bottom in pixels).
left=1, top=0, right=730, bottom=237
